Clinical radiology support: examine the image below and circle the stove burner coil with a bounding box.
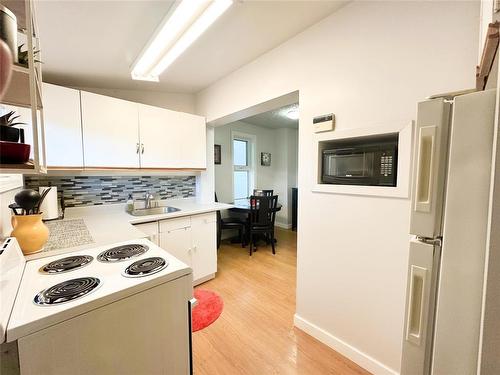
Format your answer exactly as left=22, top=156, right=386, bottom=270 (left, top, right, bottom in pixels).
left=40, top=255, right=93, bottom=274
left=123, top=257, right=168, bottom=278
left=97, top=244, right=148, bottom=262
left=34, top=277, right=101, bottom=306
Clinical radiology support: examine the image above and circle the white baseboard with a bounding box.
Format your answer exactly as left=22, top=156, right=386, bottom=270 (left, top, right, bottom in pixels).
left=275, top=222, right=292, bottom=229
left=294, top=314, right=399, bottom=375
left=193, top=273, right=215, bottom=286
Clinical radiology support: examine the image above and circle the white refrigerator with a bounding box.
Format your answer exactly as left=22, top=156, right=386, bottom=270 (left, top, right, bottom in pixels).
left=401, top=89, right=496, bottom=375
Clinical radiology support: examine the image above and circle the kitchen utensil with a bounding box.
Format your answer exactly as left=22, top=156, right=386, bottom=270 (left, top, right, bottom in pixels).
left=60, top=194, right=65, bottom=219
left=8, top=203, right=20, bottom=215
left=15, top=189, right=41, bottom=215
left=0, top=141, right=30, bottom=163
left=37, top=187, right=54, bottom=217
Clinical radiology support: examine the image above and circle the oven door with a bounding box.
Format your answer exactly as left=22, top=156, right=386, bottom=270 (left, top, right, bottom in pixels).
left=322, top=148, right=376, bottom=185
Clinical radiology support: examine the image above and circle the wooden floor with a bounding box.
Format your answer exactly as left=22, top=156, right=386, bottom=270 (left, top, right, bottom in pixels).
left=193, top=228, right=371, bottom=375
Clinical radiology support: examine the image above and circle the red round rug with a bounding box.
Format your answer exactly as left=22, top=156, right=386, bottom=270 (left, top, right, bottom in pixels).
left=192, top=289, right=224, bottom=332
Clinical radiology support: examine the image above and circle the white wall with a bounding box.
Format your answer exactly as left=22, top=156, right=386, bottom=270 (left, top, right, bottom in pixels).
left=275, top=127, right=298, bottom=226
left=214, top=121, right=298, bottom=227
left=196, top=1, right=479, bottom=374
left=196, top=126, right=215, bottom=204
left=75, top=87, right=196, bottom=114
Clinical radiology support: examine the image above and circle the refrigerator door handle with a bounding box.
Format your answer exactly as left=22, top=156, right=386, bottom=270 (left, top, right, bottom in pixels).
left=415, top=125, right=437, bottom=213
left=405, top=265, right=428, bottom=346
left=416, top=236, right=442, bottom=247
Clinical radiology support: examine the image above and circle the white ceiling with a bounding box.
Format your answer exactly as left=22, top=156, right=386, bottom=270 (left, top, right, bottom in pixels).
left=242, top=103, right=298, bottom=129
left=36, top=1, right=347, bottom=94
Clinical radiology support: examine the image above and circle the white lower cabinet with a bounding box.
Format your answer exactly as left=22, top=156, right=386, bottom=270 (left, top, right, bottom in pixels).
left=159, top=217, right=193, bottom=269
left=156, top=213, right=217, bottom=285
left=190, top=213, right=217, bottom=282
left=133, top=221, right=160, bottom=246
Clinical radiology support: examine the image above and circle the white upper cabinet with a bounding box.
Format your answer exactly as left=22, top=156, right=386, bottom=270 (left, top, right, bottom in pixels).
left=138, top=104, right=182, bottom=168
left=41, top=88, right=205, bottom=170
left=138, top=104, right=206, bottom=169
left=43, top=83, right=83, bottom=167
left=81, top=91, right=139, bottom=168
left=179, top=112, right=206, bottom=169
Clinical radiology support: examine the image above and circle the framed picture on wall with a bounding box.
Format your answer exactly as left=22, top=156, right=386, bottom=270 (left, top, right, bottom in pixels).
left=261, top=152, right=271, bottom=166
left=214, top=144, right=221, bottom=165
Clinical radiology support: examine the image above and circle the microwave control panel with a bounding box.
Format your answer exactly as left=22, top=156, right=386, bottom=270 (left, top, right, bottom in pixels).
left=380, top=153, right=394, bottom=176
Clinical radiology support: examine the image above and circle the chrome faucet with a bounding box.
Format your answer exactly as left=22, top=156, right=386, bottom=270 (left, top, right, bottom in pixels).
left=143, top=192, right=155, bottom=209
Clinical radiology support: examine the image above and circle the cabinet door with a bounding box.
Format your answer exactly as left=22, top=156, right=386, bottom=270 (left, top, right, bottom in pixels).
left=159, top=217, right=192, bottom=267
left=138, top=104, right=181, bottom=168
left=81, top=91, right=139, bottom=168
left=190, top=212, right=217, bottom=282
left=179, top=113, right=206, bottom=169
left=133, top=222, right=159, bottom=245
left=43, top=83, right=84, bottom=167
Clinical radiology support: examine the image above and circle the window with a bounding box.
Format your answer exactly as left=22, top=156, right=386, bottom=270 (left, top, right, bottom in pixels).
left=232, top=136, right=253, bottom=200
left=233, top=139, right=248, bottom=166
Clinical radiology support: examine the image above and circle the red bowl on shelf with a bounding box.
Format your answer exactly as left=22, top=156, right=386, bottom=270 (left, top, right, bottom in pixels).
left=0, top=141, right=30, bottom=163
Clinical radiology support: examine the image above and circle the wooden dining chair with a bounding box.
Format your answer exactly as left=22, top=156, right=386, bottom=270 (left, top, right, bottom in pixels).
left=248, top=195, right=278, bottom=255
left=215, top=193, right=246, bottom=249
left=253, top=189, right=273, bottom=197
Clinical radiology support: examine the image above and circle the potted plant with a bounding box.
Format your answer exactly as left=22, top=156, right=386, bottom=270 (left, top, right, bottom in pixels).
left=0, top=110, right=25, bottom=142
left=17, top=44, right=41, bottom=67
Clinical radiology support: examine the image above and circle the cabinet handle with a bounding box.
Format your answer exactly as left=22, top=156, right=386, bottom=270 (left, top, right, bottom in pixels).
left=136, top=143, right=140, bottom=154
left=141, top=143, right=145, bottom=154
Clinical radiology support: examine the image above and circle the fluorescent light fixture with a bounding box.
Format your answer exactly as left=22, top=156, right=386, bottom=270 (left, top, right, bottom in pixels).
left=131, top=0, right=232, bottom=81
left=285, top=109, right=299, bottom=120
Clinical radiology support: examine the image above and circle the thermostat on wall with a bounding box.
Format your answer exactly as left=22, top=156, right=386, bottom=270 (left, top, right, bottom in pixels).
left=313, top=113, right=335, bottom=133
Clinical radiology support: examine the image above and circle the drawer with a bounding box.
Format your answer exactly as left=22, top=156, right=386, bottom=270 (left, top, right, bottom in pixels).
left=191, top=212, right=217, bottom=225
left=159, top=216, right=191, bottom=233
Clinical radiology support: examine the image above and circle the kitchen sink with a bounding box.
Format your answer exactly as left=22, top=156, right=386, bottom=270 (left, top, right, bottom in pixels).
left=127, top=206, right=180, bottom=216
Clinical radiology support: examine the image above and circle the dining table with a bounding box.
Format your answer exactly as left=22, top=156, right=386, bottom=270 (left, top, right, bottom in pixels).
left=228, top=198, right=282, bottom=246
left=229, top=198, right=283, bottom=213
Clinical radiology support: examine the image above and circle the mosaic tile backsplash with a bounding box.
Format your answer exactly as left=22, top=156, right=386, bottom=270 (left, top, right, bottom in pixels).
left=25, top=175, right=196, bottom=207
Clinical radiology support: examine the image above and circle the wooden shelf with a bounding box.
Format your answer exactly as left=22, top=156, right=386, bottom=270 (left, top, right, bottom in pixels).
left=0, top=161, right=46, bottom=174
left=1, top=64, right=42, bottom=109
left=0, top=160, right=35, bottom=172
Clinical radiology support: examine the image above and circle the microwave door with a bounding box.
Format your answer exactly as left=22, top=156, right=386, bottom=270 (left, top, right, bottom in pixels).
left=334, top=154, right=374, bottom=184
left=328, top=149, right=372, bottom=178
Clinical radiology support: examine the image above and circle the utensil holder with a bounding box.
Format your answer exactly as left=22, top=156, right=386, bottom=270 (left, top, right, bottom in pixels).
left=11, top=214, right=49, bottom=255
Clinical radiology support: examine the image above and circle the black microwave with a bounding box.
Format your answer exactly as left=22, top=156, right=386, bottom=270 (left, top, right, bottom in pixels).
left=321, top=135, right=398, bottom=186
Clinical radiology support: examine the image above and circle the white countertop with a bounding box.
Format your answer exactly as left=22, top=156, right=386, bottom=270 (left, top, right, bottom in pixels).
left=26, top=198, right=232, bottom=261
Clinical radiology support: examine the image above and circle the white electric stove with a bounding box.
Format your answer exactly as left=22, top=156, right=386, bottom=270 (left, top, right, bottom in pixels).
left=1, top=237, right=194, bottom=375
left=0, top=238, right=25, bottom=345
